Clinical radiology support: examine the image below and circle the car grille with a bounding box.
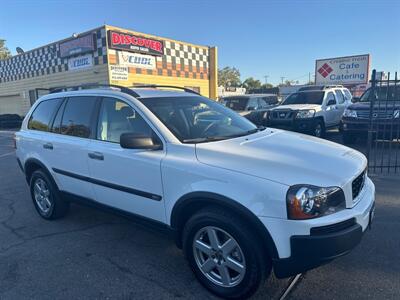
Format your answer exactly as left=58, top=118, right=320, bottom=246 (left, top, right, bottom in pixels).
left=357, top=110, right=395, bottom=119
left=270, top=110, right=294, bottom=120
left=352, top=169, right=366, bottom=201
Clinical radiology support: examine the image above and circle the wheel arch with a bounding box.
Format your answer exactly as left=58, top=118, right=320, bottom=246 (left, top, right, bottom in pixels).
left=170, top=191, right=279, bottom=260
left=24, top=158, right=54, bottom=184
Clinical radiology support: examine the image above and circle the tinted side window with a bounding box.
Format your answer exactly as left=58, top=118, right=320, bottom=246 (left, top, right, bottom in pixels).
left=247, top=98, right=258, bottom=110
left=60, top=97, right=97, bottom=138
left=334, top=90, right=345, bottom=104
left=258, top=98, right=268, bottom=108
left=326, top=92, right=336, bottom=105
left=28, top=98, right=62, bottom=132
left=343, top=89, right=352, bottom=101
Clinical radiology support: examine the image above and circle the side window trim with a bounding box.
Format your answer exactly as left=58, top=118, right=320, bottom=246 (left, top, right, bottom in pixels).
left=94, top=96, right=165, bottom=147
left=49, top=98, right=67, bottom=133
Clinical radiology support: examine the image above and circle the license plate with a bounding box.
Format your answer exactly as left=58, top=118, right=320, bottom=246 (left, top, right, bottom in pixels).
left=368, top=202, right=375, bottom=230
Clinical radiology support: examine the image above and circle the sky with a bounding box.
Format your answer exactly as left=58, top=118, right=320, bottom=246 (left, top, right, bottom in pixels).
left=0, top=0, right=399, bottom=85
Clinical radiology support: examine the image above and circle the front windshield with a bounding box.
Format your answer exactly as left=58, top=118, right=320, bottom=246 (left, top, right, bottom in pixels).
left=138, top=96, right=258, bottom=143
left=360, top=86, right=400, bottom=102
left=223, top=97, right=249, bottom=111
left=283, top=91, right=324, bottom=105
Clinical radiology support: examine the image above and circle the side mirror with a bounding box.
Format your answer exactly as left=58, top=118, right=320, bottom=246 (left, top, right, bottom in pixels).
left=352, top=97, right=360, bottom=103
left=247, top=106, right=256, bottom=111
left=327, top=99, right=336, bottom=106
left=120, top=133, right=162, bottom=150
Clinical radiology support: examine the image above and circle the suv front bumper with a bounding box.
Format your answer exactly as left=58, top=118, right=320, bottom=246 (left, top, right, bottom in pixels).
left=268, top=118, right=317, bottom=134
left=343, top=117, right=400, bottom=137
left=272, top=220, right=363, bottom=278
left=259, top=177, right=375, bottom=278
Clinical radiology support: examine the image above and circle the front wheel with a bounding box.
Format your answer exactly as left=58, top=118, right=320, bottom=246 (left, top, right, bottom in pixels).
left=183, top=208, right=271, bottom=299
left=312, top=120, right=325, bottom=138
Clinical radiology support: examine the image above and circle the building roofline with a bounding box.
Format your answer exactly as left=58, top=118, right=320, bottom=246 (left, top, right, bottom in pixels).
left=0, top=25, right=106, bottom=63
left=105, top=24, right=212, bottom=50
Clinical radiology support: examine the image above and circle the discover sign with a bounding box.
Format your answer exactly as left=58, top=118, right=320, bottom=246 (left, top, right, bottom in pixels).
left=315, top=54, right=370, bottom=85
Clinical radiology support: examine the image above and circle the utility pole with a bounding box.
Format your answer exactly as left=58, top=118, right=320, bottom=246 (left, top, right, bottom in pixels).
left=280, top=76, right=285, bottom=85
left=308, top=72, right=311, bottom=84
left=264, top=75, right=269, bottom=85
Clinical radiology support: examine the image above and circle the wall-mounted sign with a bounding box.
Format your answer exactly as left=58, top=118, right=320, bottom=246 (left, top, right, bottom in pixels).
left=60, top=33, right=96, bottom=58
left=108, top=30, right=164, bottom=56
left=118, top=51, right=156, bottom=70
left=315, top=54, right=370, bottom=85
left=68, top=54, right=93, bottom=71
left=110, top=65, right=129, bottom=81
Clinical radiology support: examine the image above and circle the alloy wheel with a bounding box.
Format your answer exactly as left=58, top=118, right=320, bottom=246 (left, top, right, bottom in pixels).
left=33, top=178, right=52, bottom=214
left=193, top=226, right=246, bottom=287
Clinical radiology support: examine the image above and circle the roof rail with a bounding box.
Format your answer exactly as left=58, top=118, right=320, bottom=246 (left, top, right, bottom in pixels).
left=131, top=84, right=200, bottom=95
left=49, top=84, right=141, bottom=98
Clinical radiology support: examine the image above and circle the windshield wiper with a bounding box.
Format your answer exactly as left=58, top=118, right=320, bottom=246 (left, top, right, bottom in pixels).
left=183, top=126, right=266, bottom=143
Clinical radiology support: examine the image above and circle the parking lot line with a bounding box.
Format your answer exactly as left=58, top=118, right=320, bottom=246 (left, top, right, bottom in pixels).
left=0, top=151, right=15, bottom=159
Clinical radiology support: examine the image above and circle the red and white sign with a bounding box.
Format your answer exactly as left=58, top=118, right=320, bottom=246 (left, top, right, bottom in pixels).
left=315, top=54, right=370, bottom=85
left=108, top=30, right=164, bottom=56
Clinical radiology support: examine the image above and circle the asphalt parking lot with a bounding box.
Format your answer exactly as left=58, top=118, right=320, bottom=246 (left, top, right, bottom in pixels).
left=0, top=129, right=399, bottom=300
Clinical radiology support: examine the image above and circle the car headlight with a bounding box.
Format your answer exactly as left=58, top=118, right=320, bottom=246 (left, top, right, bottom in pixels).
left=295, top=110, right=315, bottom=119
left=394, top=110, right=400, bottom=119
left=286, top=185, right=345, bottom=220
left=343, top=109, right=357, bottom=118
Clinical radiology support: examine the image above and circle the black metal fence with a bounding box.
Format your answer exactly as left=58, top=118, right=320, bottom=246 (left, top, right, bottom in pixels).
left=367, top=70, right=400, bottom=173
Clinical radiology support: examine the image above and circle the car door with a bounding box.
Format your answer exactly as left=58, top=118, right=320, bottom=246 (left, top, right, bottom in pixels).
left=86, top=97, right=166, bottom=222
left=324, top=92, right=338, bottom=127
left=246, top=97, right=258, bottom=111
left=46, top=96, right=98, bottom=200
left=334, top=90, right=346, bottom=122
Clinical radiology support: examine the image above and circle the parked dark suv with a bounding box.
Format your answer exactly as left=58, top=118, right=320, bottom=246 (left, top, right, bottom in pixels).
left=342, top=85, right=400, bottom=144
left=221, top=94, right=279, bottom=127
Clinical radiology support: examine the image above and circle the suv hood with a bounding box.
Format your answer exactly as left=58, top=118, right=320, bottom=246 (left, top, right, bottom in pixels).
left=271, top=104, right=321, bottom=111
left=348, top=102, right=400, bottom=110
left=195, top=129, right=366, bottom=187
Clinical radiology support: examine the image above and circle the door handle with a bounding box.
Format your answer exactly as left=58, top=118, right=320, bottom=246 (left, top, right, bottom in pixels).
left=88, top=152, right=104, bottom=161
left=43, top=143, right=53, bottom=150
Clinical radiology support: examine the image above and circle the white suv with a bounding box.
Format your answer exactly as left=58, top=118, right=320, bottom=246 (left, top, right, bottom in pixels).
left=15, top=85, right=375, bottom=299
left=268, top=87, right=351, bottom=137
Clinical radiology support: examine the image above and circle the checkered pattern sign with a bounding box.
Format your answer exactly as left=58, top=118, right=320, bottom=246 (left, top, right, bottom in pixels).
left=111, top=38, right=209, bottom=80
left=0, top=28, right=108, bottom=83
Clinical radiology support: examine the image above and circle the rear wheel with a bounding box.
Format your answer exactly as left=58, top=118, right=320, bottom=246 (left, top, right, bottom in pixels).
left=182, top=208, right=271, bottom=299
left=30, top=169, right=69, bottom=219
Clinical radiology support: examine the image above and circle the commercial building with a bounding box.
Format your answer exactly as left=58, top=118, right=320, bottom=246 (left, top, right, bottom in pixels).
left=0, top=25, right=218, bottom=116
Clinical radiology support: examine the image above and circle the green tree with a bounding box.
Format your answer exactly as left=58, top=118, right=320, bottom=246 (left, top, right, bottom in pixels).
left=218, top=66, right=241, bottom=88
left=261, top=83, right=274, bottom=89
left=242, top=77, right=262, bottom=91
left=0, top=39, right=12, bottom=60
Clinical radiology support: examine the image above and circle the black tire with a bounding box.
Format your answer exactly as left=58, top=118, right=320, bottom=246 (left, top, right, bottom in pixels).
left=312, top=119, right=325, bottom=138
left=30, top=169, right=69, bottom=220
left=182, top=207, right=271, bottom=299
left=343, top=131, right=357, bottom=145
